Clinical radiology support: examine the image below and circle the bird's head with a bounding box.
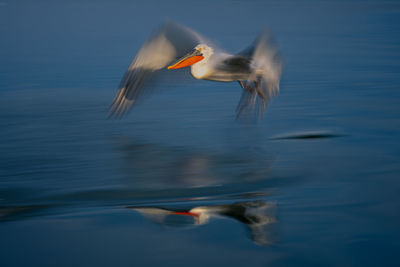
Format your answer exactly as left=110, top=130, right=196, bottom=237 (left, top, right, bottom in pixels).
left=167, top=44, right=213, bottom=69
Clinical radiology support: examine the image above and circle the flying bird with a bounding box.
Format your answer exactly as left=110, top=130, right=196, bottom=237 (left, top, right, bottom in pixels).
left=110, top=21, right=283, bottom=118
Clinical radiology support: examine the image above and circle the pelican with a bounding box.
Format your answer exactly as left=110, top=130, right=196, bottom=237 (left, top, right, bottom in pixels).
left=110, top=21, right=283, bottom=118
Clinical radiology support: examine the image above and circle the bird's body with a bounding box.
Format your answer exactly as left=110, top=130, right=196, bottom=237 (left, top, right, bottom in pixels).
left=110, top=21, right=282, bottom=118
left=193, top=53, right=251, bottom=82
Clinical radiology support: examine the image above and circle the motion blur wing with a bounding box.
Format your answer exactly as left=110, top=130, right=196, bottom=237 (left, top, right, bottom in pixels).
left=236, top=30, right=283, bottom=118
left=110, top=21, right=210, bottom=117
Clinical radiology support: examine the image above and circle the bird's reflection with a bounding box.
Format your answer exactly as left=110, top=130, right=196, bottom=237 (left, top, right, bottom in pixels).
left=116, top=138, right=274, bottom=190
left=128, top=201, right=277, bottom=245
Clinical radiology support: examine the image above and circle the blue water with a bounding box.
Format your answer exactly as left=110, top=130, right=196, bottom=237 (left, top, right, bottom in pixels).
left=1, top=0, right=400, bottom=266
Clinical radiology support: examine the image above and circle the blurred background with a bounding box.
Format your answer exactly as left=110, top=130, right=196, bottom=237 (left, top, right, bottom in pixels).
left=0, top=0, right=400, bottom=266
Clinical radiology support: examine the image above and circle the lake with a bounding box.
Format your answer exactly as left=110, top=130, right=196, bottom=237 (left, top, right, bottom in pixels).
left=0, top=0, right=400, bottom=266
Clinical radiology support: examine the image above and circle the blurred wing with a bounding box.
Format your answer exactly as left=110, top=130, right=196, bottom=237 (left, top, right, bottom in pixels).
left=110, top=21, right=207, bottom=118
left=252, top=30, right=283, bottom=100
left=236, top=30, right=283, bottom=118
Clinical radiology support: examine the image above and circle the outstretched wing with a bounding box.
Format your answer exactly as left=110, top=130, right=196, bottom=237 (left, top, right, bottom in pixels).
left=110, top=21, right=207, bottom=118
left=236, top=30, right=283, bottom=118
left=251, top=30, right=283, bottom=100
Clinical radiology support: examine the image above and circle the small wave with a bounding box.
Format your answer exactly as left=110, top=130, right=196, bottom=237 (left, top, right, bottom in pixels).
left=270, top=130, right=345, bottom=140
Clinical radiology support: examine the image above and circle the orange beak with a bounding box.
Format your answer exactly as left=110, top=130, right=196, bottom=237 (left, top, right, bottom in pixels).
left=168, top=49, right=204, bottom=69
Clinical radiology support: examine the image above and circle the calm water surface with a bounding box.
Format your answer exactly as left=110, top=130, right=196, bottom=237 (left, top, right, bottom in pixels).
left=1, top=0, right=400, bottom=266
